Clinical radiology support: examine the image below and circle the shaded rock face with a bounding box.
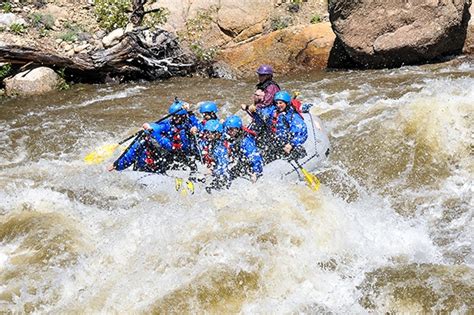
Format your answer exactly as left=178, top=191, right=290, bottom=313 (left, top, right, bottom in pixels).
left=329, top=0, right=472, bottom=68
left=5, top=67, right=60, bottom=96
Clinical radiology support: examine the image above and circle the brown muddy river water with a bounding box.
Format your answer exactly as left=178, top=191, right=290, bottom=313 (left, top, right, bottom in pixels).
left=0, top=62, right=473, bottom=313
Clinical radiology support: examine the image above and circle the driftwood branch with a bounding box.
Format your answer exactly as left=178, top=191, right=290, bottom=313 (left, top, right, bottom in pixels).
left=0, top=28, right=195, bottom=82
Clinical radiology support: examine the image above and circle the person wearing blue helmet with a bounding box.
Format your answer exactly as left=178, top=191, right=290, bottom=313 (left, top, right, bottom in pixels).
left=142, top=99, right=201, bottom=172
left=251, top=90, right=308, bottom=163
left=108, top=129, right=167, bottom=173
left=191, top=101, right=220, bottom=135
left=223, top=115, right=263, bottom=182
left=109, top=99, right=200, bottom=173
left=198, top=119, right=230, bottom=192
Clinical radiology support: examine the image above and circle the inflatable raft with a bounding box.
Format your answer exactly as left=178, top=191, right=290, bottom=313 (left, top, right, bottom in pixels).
left=123, top=112, right=330, bottom=190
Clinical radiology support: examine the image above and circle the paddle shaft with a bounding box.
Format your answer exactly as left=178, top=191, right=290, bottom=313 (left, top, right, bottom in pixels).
left=117, top=110, right=180, bottom=145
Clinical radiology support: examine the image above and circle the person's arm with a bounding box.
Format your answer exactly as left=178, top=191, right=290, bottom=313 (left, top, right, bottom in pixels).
left=150, top=122, right=173, bottom=151
left=289, top=114, right=308, bottom=147
left=262, top=84, right=280, bottom=106
left=110, top=139, right=143, bottom=171
left=242, top=137, right=263, bottom=175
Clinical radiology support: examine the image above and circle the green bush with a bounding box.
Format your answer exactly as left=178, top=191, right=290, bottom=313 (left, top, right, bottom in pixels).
left=58, top=22, right=82, bottom=42
left=270, top=16, right=291, bottom=31
left=189, top=42, right=217, bottom=62
left=0, top=63, right=12, bottom=80
left=56, top=68, right=70, bottom=90
left=2, top=2, right=12, bottom=13
left=59, top=30, right=78, bottom=42
left=143, top=8, right=169, bottom=29
left=94, top=0, right=130, bottom=31
left=310, top=14, right=322, bottom=24
left=30, top=12, right=55, bottom=30
left=10, top=23, right=26, bottom=35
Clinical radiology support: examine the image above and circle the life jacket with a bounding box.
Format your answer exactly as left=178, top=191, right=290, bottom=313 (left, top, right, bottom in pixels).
left=243, top=126, right=257, bottom=137
left=270, top=108, right=302, bottom=134
left=223, top=138, right=242, bottom=166
left=171, top=126, right=183, bottom=150
left=202, top=143, right=216, bottom=167
left=256, top=79, right=280, bottom=91
left=271, top=111, right=282, bottom=133
left=142, top=135, right=159, bottom=169
left=290, top=99, right=304, bottom=119
left=224, top=128, right=256, bottom=156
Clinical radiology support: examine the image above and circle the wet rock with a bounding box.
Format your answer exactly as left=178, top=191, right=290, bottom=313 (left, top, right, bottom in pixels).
left=209, top=60, right=236, bottom=79
left=4, top=67, right=60, bottom=96
left=217, top=22, right=335, bottom=76
left=329, top=0, right=472, bottom=68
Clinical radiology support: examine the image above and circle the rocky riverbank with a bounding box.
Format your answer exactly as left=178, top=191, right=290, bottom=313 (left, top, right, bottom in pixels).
left=0, top=0, right=472, bottom=96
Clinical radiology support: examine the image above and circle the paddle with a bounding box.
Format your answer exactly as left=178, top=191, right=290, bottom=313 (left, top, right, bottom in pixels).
left=84, top=109, right=180, bottom=165
left=290, top=159, right=320, bottom=191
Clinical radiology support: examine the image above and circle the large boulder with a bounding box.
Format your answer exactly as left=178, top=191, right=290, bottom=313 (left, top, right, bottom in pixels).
left=5, top=67, right=60, bottom=96
left=217, top=22, right=335, bottom=77
left=158, top=0, right=273, bottom=45
left=329, top=0, right=472, bottom=68
left=464, top=4, right=474, bottom=53
left=216, top=0, right=272, bottom=37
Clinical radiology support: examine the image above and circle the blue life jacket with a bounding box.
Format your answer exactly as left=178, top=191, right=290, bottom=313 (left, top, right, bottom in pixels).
left=198, top=138, right=229, bottom=177
left=225, top=133, right=263, bottom=175
left=263, top=105, right=308, bottom=147
left=113, top=132, right=158, bottom=171
left=149, top=115, right=200, bottom=153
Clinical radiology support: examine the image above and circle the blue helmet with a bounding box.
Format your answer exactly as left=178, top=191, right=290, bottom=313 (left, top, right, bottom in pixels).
left=169, top=100, right=187, bottom=115
left=224, top=115, right=242, bottom=129
left=274, top=91, right=291, bottom=104
left=199, top=101, right=218, bottom=114
left=203, top=119, right=223, bottom=133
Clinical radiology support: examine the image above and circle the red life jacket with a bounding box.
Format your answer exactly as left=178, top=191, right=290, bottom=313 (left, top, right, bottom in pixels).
left=271, top=111, right=281, bottom=133
left=243, top=126, right=257, bottom=137
left=143, top=135, right=157, bottom=167
left=171, top=126, right=183, bottom=150
left=202, top=145, right=214, bottom=167
left=290, top=99, right=304, bottom=119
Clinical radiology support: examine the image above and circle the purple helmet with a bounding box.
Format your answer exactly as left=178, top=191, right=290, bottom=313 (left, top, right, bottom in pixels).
left=256, top=64, right=273, bottom=75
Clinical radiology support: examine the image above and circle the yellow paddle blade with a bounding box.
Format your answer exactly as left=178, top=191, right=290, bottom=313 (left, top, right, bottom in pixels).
left=186, top=180, right=195, bottom=195
left=84, top=143, right=120, bottom=165
left=301, top=168, right=320, bottom=191
left=175, top=178, right=183, bottom=191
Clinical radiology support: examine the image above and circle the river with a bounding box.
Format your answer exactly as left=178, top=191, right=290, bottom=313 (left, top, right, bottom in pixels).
left=0, top=61, right=473, bottom=313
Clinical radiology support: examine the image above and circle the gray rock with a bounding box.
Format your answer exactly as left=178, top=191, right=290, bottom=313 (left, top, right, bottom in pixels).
left=0, top=13, right=26, bottom=27
left=209, top=61, right=237, bottom=79
left=329, top=0, right=472, bottom=68
left=5, top=67, right=60, bottom=96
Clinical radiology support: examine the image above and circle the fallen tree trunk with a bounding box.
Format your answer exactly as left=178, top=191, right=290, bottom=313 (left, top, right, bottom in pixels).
left=0, top=28, right=195, bottom=82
